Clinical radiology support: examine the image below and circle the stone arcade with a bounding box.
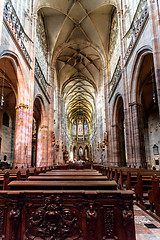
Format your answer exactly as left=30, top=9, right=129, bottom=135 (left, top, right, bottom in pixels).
left=0, top=0, right=160, bottom=239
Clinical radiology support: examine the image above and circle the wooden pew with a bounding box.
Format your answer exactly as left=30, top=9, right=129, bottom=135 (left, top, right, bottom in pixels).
left=40, top=171, right=102, bottom=176
left=0, top=167, right=43, bottom=190
left=0, top=189, right=136, bottom=240
left=148, top=176, right=160, bottom=216
left=0, top=167, right=136, bottom=239
left=9, top=180, right=117, bottom=190
left=28, top=175, right=108, bottom=181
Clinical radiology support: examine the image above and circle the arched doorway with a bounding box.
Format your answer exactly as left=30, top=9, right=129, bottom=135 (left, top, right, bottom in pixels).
left=112, top=95, right=126, bottom=167
left=0, top=57, right=17, bottom=166
left=31, top=96, right=47, bottom=167
left=137, top=54, right=159, bottom=168
left=117, top=97, right=126, bottom=167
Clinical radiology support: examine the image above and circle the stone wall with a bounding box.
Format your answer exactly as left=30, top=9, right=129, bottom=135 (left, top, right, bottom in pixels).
left=0, top=111, right=14, bottom=163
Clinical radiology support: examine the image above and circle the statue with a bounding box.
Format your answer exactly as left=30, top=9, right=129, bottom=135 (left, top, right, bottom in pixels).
left=123, top=203, right=134, bottom=239
left=10, top=203, right=21, bottom=240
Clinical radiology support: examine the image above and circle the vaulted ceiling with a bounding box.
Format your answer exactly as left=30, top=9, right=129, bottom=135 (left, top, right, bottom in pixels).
left=37, top=0, right=117, bottom=126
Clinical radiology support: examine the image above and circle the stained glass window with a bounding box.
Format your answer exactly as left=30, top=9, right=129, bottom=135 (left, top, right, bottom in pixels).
left=84, top=120, right=88, bottom=135
left=78, top=120, right=83, bottom=135
left=72, top=121, right=77, bottom=135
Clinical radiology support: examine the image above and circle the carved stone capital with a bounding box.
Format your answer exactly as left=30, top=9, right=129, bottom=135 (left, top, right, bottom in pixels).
left=15, top=104, right=29, bottom=110
left=111, top=124, right=118, bottom=128
left=40, top=125, right=48, bottom=130
left=129, top=102, right=142, bottom=108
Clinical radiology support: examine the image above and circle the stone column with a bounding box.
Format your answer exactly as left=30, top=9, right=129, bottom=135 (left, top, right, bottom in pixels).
left=0, top=0, right=4, bottom=49
left=117, top=10, right=134, bottom=167
left=147, top=0, right=160, bottom=112
left=47, top=68, right=54, bottom=166
left=13, top=104, right=29, bottom=168
left=26, top=14, right=37, bottom=167
left=130, top=102, right=146, bottom=167
left=56, top=91, right=63, bottom=164
left=111, top=124, right=119, bottom=167
left=103, top=66, right=112, bottom=165
left=36, top=125, right=48, bottom=167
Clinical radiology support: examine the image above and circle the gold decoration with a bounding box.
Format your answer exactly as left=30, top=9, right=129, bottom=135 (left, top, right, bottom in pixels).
left=51, top=132, right=55, bottom=146
left=56, top=141, right=59, bottom=152
left=104, top=131, right=108, bottom=146
left=101, top=141, right=105, bottom=151
left=62, top=142, right=64, bottom=152
left=97, top=142, right=99, bottom=152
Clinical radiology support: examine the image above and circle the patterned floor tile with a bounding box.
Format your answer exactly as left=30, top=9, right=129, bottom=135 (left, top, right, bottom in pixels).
left=134, top=205, right=160, bottom=240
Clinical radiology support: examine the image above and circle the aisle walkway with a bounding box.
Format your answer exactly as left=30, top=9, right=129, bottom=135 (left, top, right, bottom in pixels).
left=134, top=204, right=160, bottom=240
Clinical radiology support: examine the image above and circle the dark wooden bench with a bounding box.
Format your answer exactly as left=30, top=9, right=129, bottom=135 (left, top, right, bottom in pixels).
left=39, top=171, right=102, bottom=176
left=9, top=180, right=117, bottom=190
left=0, top=166, right=54, bottom=190
left=28, top=175, right=108, bottom=181
left=0, top=166, right=136, bottom=239
left=148, top=176, right=160, bottom=216
left=0, top=189, right=135, bottom=240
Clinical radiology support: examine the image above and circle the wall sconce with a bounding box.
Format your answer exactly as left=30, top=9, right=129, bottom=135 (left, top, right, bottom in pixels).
left=97, top=142, right=99, bottom=152
left=101, top=141, right=105, bottom=151
left=56, top=141, right=59, bottom=152
left=104, top=131, right=108, bottom=146
left=51, top=132, right=55, bottom=146
left=153, top=144, right=159, bottom=155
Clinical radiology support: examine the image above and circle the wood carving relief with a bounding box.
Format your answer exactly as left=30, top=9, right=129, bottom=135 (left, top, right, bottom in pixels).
left=10, top=202, right=21, bottom=240
left=26, top=196, right=82, bottom=240
left=86, top=203, right=97, bottom=240
left=123, top=203, right=134, bottom=239
left=103, top=207, right=114, bottom=239
left=0, top=208, right=4, bottom=237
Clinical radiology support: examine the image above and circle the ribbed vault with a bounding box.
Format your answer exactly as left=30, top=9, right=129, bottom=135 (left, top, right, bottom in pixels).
left=37, top=0, right=117, bottom=136
left=63, top=76, right=96, bottom=123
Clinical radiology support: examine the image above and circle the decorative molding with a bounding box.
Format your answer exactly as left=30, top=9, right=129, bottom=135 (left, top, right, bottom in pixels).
left=15, top=103, right=29, bottom=110
left=36, top=12, right=48, bottom=60
left=124, top=0, right=149, bottom=64
left=26, top=196, right=81, bottom=239
left=3, top=0, right=32, bottom=68
left=0, top=208, right=5, bottom=237
left=103, top=207, right=114, bottom=239
left=109, top=9, right=118, bottom=60
left=108, top=57, right=122, bottom=101
left=129, top=102, right=142, bottom=107
left=34, top=58, right=50, bottom=103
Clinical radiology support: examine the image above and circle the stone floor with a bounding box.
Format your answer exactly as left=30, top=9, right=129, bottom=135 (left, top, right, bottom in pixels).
left=134, top=204, right=160, bottom=240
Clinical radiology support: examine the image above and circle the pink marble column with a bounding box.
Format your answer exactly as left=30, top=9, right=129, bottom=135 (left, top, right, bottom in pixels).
left=27, top=14, right=37, bottom=167
left=36, top=125, right=48, bottom=167
left=117, top=10, right=134, bottom=167
left=13, top=104, right=30, bottom=168
left=0, top=0, right=4, bottom=49
left=147, top=0, right=160, bottom=112
left=47, top=68, right=54, bottom=166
